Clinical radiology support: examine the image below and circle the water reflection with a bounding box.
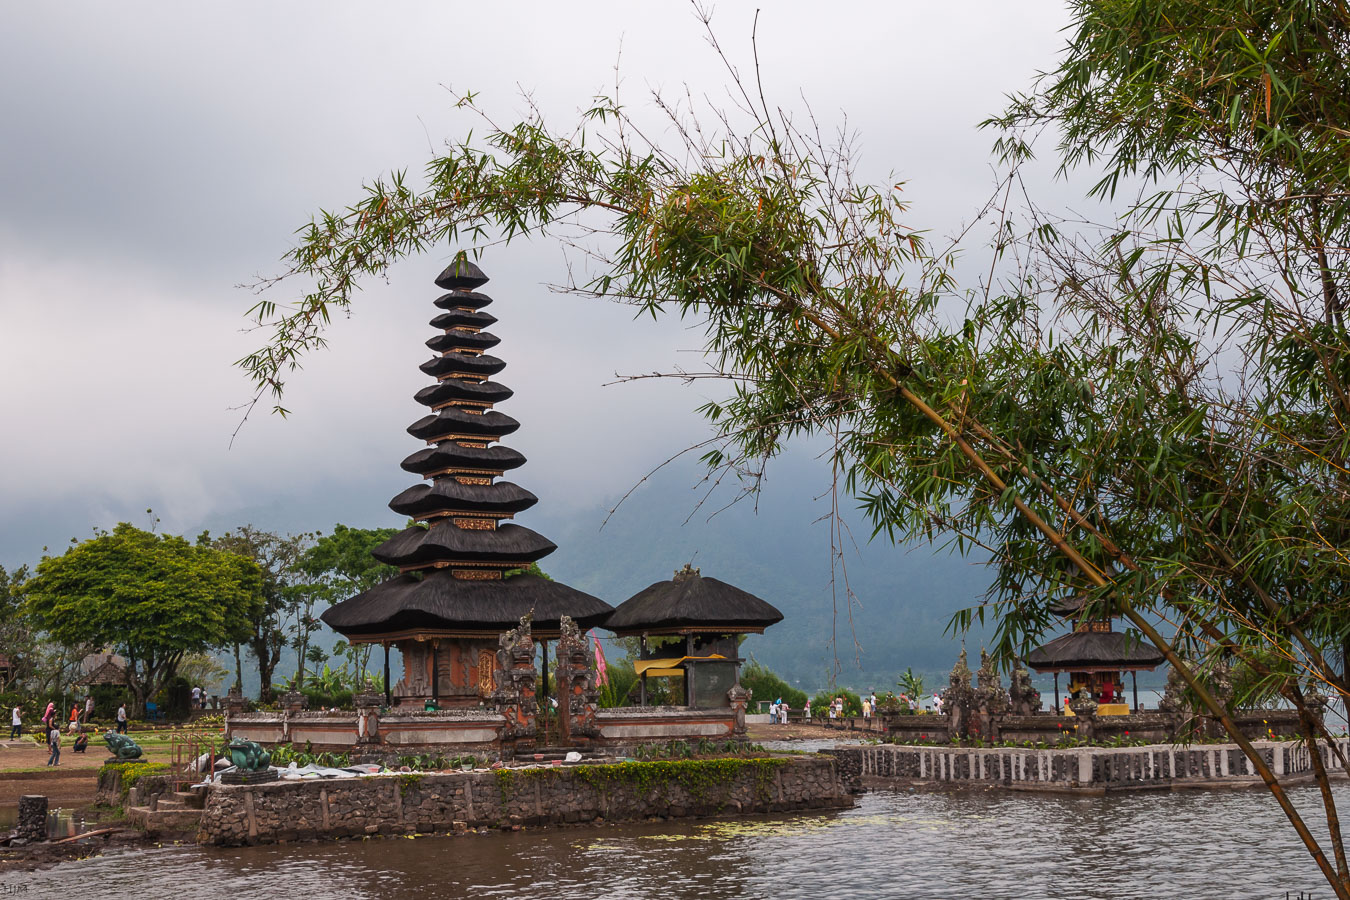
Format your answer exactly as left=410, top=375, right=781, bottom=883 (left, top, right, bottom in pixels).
left=7, top=784, right=1345, bottom=899
left=0, top=806, right=87, bottom=839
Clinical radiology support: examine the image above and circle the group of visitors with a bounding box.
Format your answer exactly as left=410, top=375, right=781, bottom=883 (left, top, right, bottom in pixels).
left=766, top=698, right=791, bottom=724
left=8, top=698, right=132, bottom=765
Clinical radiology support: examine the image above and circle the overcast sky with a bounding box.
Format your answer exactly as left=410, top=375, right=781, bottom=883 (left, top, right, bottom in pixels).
left=0, top=1, right=1075, bottom=574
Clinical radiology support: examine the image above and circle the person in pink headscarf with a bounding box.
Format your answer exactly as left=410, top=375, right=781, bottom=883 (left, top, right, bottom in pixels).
left=41, top=701, right=55, bottom=729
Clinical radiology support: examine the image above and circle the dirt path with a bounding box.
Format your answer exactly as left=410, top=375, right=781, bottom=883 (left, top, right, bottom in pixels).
left=0, top=740, right=108, bottom=807
left=746, top=722, right=860, bottom=743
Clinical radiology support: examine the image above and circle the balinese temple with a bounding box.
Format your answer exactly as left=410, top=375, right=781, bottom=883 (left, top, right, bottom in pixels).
left=1026, top=594, right=1165, bottom=715
left=605, top=565, right=783, bottom=708
left=321, top=259, right=613, bottom=709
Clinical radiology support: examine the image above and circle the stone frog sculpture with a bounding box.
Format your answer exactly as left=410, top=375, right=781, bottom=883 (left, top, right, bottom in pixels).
left=227, top=738, right=272, bottom=772
left=103, top=730, right=143, bottom=760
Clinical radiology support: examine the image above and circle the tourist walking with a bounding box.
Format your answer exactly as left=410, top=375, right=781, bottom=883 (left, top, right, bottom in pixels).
left=804, top=700, right=811, bottom=721
left=198, top=686, right=207, bottom=709
left=46, top=722, right=61, bottom=767
left=67, top=705, right=79, bottom=733
left=862, top=697, right=871, bottom=720
left=41, top=701, right=55, bottom=730
left=9, top=704, right=20, bottom=740
left=83, top=696, right=94, bottom=724
left=191, top=685, right=201, bottom=709
left=115, top=702, right=128, bottom=734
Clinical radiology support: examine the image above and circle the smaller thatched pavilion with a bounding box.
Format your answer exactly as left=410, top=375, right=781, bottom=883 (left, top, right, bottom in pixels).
left=1027, top=594, right=1164, bottom=714
left=605, top=565, right=783, bottom=708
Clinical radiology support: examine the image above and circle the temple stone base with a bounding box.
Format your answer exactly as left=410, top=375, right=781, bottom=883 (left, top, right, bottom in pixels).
left=196, top=756, right=850, bottom=846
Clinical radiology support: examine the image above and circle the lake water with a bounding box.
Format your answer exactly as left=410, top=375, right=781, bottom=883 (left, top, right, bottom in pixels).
left=4, top=781, right=1346, bottom=899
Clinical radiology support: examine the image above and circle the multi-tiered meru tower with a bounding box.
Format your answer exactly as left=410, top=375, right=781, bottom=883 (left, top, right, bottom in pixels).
left=322, top=259, right=613, bottom=709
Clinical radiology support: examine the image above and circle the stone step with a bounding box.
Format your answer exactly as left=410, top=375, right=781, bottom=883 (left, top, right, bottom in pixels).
left=126, top=806, right=203, bottom=836
left=169, top=790, right=206, bottom=810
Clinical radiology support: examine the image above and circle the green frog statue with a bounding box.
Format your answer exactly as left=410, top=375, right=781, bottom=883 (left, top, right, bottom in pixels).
left=227, top=738, right=272, bottom=772
left=103, top=731, right=144, bottom=760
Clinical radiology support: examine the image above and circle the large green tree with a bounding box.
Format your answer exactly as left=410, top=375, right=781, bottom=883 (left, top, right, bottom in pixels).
left=236, top=4, right=1350, bottom=894
left=292, top=524, right=398, bottom=685
left=200, top=526, right=314, bottom=703
left=25, top=524, right=263, bottom=714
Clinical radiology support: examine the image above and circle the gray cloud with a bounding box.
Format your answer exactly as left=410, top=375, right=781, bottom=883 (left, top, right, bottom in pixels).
left=0, top=0, right=1074, bottom=623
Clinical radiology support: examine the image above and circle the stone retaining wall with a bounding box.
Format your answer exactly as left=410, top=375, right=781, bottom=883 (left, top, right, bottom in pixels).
left=196, top=756, right=851, bottom=846
left=829, top=738, right=1350, bottom=792
left=225, top=705, right=741, bottom=754
left=226, top=709, right=509, bottom=751
left=824, top=708, right=1302, bottom=745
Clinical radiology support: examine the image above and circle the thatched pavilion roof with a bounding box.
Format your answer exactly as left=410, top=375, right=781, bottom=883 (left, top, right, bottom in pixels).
left=1026, top=630, right=1165, bottom=673
left=322, top=571, right=611, bottom=639
left=605, top=566, right=783, bottom=635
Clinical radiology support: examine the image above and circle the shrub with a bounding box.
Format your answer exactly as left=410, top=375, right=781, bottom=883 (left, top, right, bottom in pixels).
left=740, top=661, right=807, bottom=709
left=810, top=688, right=862, bottom=717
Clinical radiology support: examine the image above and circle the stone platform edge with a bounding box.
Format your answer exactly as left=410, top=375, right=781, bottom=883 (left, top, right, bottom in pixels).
left=197, top=755, right=851, bottom=846
left=829, top=738, right=1350, bottom=792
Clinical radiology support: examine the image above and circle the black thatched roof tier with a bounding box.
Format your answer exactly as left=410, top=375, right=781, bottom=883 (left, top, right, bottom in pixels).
left=431, top=309, right=497, bottom=330
left=420, top=352, right=506, bottom=379
left=372, top=522, right=556, bottom=567
left=435, top=259, right=489, bottom=291
left=434, top=290, right=493, bottom=311
left=414, top=379, right=514, bottom=408
left=321, top=571, right=614, bottom=637
left=407, top=409, right=520, bottom=441
left=425, top=330, right=500, bottom=353
left=389, top=480, right=538, bottom=517
left=401, top=444, right=527, bottom=476
left=605, top=567, right=783, bottom=634
left=1026, top=630, right=1165, bottom=673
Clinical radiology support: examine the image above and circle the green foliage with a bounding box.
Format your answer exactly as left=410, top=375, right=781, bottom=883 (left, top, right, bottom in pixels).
left=201, top=526, right=315, bottom=702
left=25, top=524, right=263, bottom=713
left=99, top=761, right=173, bottom=800
left=267, top=742, right=352, bottom=769
left=810, top=689, right=861, bottom=718
left=740, top=660, right=807, bottom=709
left=295, top=524, right=399, bottom=593
left=597, top=655, right=639, bottom=709
left=897, top=668, right=925, bottom=703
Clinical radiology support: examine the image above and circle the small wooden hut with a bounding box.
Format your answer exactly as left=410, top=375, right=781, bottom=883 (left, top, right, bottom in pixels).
left=1027, top=594, right=1164, bottom=714
left=605, top=565, right=783, bottom=708
left=322, top=260, right=613, bottom=709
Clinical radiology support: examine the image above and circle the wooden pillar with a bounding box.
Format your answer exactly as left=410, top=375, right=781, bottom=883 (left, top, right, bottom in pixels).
left=431, top=640, right=440, bottom=707
left=1131, top=670, right=1139, bottom=712
left=383, top=643, right=391, bottom=707
left=540, top=640, right=549, bottom=713
left=684, top=634, right=694, bottom=707
left=639, top=635, right=648, bottom=707
left=1053, top=672, right=1060, bottom=710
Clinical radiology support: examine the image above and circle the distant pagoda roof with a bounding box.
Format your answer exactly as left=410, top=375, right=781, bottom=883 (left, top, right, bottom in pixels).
left=605, top=565, right=784, bottom=635
left=1026, top=629, right=1165, bottom=673
left=1047, top=593, right=1120, bottom=618
left=321, top=257, right=612, bottom=641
